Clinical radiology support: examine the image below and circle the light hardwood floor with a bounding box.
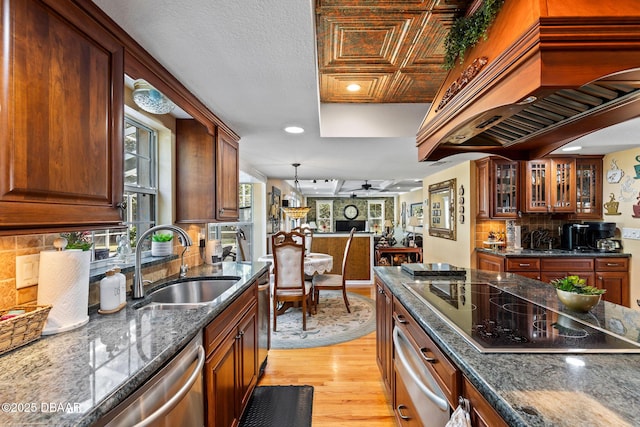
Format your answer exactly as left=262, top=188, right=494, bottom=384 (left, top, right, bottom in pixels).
left=258, top=286, right=396, bottom=426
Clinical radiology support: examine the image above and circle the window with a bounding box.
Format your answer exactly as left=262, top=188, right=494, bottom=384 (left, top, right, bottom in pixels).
left=367, top=200, right=385, bottom=234
left=316, top=201, right=333, bottom=232
left=90, top=117, right=158, bottom=265
left=207, top=183, right=254, bottom=261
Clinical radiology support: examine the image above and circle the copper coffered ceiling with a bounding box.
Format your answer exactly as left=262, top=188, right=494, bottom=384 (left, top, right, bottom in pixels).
left=315, top=0, right=472, bottom=103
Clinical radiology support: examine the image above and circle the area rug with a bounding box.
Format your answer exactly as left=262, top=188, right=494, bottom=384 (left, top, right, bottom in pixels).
left=271, top=290, right=376, bottom=349
left=239, top=385, right=313, bottom=427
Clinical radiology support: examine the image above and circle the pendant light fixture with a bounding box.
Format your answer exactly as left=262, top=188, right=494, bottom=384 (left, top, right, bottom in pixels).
left=132, top=79, right=176, bottom=115
left=281, top=163, right=311, bottom=219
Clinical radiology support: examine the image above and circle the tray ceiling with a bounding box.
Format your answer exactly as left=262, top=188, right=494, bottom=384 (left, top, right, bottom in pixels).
left=315, top=0, right=472, bottom=103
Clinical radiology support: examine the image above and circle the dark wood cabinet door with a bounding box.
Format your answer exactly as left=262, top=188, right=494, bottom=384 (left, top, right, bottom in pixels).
left=475, top=158, right=490, bottom=219
left=375, top=279, right=393, bottom=396
left=237, top=305, right=258, bottom=414
left=476, top=252, right=504, bottom=272
left=596, top=271, right=629, bottom=307
left=216, top=128, right=240, bottom=220
left=176, top=119, right=216, bottom=223
left=463, top=376, right=508, bottom=427
left=0, top=0, right=124, bottom=233
left=205, top=331, right=239, bottom=427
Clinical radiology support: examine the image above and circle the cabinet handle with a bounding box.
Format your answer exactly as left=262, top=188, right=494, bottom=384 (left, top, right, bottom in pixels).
left=420, top=347, right=436, bottom=363
left=394, top=314, right=408, bottom=324
left=598, top=276, right=603, bottom=281
left=378, top=288, right=385, bottom=294
left=606, top=263, right=619, bottom=267
left=519, top=263, right=530, bottom=267
left=396, top=405, right=411, bottom=420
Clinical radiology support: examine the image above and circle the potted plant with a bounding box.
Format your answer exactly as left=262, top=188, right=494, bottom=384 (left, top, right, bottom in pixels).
left=151, top=232, right=174, bottom=256
left=61, top=232, right=93, bottom=251
left=550, top=275, right=605, bottom=312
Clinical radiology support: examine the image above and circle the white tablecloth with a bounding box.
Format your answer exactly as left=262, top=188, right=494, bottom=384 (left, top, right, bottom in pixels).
left=258, top=252, right=333, bottom=276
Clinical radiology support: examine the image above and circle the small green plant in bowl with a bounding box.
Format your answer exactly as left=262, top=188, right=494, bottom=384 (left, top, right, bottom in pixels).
left=551, top=275, right=605, bottom=312
left=151, top=233, right=173, bottom=242
left=550, top=275, right=605, bottom=295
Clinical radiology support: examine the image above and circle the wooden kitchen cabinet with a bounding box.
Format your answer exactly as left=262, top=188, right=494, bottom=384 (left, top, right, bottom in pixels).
left=571, top=157, right=603, bottom=220
left=176, top=119, right=240, bottom=223
left=475, top=157, right=520, bottom=219
left=523, top=158, right=576, bottom=213
left=215, top=128, right=240, bottom=220
left=205, top=283, right=258, bottom=427
left=462, top=376, right=509, bottom=427
left=375, top=277, right=393, bottom=396
left=476, top=252, right=505, bottom=273
left=477, top=252, right=630, bottom=307
left=0, top=0, right=124, bottom=234
left=595, top=257, right=629, bottom=306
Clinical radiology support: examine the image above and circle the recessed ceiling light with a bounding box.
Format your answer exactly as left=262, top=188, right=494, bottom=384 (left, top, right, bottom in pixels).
left=346, top=84, right=361, bottom=92
left=284, top=126, right=304, bottom=134
left=562, top=145, right=582, bottom=152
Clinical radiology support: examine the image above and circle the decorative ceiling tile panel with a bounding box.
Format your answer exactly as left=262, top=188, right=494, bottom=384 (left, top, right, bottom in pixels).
left=315, top=0, right=472, bottom=103
left=321, top=73, right=392, bottom=102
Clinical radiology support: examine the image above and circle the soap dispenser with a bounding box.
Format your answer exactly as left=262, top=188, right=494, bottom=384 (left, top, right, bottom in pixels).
left=99, top=270, right=120, bottom=313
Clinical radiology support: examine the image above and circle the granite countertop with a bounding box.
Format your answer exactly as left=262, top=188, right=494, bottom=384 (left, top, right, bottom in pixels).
left=374, top=266, right=640, bottom=427
left=0, top=262, right=269, bottom=427
left=477, top=247, right=631, bottom=258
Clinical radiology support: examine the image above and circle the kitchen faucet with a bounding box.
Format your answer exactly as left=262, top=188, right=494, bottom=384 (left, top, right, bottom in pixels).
left=133, top=224, right=193, bottom=299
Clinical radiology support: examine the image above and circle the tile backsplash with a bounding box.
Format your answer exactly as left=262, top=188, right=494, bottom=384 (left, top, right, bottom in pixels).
left=476, top=215, right=568, bottom=249
left=0, top=226, right=203, bottom=311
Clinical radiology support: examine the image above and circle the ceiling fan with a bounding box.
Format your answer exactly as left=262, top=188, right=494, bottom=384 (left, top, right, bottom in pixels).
left=345, top=180, right=382, bottom=192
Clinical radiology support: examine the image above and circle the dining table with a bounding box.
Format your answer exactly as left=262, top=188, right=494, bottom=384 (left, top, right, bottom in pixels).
left=258, top=252, right=333, bottom=315
left=258, top=252, right=333, bottom=276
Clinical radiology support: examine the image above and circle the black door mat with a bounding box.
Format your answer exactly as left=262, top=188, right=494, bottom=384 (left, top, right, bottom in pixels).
left=239, top=385, right=314, bottom=427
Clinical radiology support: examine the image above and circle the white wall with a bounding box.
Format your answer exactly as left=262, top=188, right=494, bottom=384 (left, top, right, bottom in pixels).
left=602, top=147, right=640, bottom=310
left=422, top=161, right=474, bottom=268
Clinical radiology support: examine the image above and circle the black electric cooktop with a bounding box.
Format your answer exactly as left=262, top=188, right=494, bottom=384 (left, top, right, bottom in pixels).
left=403, top=280, right=640, bottom=353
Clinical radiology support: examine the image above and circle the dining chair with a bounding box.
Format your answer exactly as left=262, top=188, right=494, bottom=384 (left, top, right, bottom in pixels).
left=293, top=225, right=314, bottom=254
left=312, top=227, right=356, bottom=313
left=271, top=231, right=312, bottom=331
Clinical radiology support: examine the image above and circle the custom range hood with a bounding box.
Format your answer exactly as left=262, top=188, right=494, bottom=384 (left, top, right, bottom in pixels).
left=417, top=1, right=640, bottom=161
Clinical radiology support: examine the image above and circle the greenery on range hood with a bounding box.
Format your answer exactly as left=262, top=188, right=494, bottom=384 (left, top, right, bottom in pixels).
left=443, top=0, right=504, bottom=70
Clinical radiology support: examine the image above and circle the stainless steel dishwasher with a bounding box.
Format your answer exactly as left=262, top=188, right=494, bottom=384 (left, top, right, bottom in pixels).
left=96, top=334, right=205, bottom=427
left=393, top=325, right=450, bottom=425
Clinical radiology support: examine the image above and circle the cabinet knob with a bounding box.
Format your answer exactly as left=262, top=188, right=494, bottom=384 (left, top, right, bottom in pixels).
left=219, top=208, right=225, bottom=215
left=117, top=200, right=127, bottom=210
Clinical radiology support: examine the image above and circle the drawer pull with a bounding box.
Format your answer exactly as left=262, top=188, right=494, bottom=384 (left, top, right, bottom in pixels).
left=518, top=263, right=531, bottom=267
left=396, top=405, right=411, bottom=420
left=606, top=263, right=619, bottom=267
left=394, top=314, right=408, bottom=324
left=420, top=347, right=436, bottom=363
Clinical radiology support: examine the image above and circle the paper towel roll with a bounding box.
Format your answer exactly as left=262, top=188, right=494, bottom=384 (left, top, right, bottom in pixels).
left=37, top=250, right=90, bottom=335
left=205, top=240, right=222, bottom=265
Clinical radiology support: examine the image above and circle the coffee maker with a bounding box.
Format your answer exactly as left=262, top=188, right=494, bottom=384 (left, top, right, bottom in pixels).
left=585, top=222, right=621, bottom=252
left=561, top=223, right=590, bottom=251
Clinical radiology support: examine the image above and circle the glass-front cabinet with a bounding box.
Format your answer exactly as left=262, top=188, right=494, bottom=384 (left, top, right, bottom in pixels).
left=523, top=158, right=576, bottom=213
left=475, top=157, right=519, bottom=219
left=572, top=157, right=603, bottom=219
left=493, top=159, right=519, bottom=218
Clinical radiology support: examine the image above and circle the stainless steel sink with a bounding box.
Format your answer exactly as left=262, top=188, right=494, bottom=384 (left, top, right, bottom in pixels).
left=147, top=278, right=241, bottom=306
